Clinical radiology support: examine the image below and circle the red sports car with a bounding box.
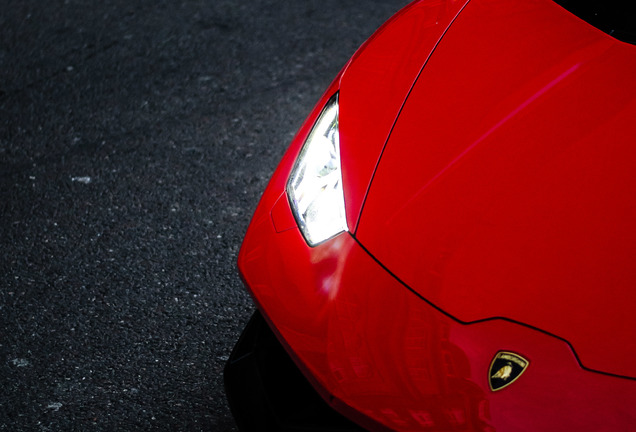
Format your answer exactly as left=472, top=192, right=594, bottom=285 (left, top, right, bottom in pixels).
left=225, top=0, right=636, bottom=430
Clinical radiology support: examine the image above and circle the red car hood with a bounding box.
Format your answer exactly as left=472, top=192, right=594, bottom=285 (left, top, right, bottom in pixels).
left=356, top=0, right=636, bottom=379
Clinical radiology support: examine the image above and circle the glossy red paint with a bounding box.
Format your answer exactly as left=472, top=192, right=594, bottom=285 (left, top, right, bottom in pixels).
left=357, top=0, right=636, bottom=379
left=239, top=198, right=636, bottom=431
left=338, top=0, right=469, bottom=232
left=236, top=0, right=636, bottom=430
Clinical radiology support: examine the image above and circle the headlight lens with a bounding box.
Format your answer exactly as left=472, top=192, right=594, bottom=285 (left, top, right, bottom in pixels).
left=288, top=94, right=348, bottom=246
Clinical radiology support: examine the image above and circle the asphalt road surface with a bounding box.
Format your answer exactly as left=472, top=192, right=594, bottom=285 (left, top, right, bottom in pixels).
left=1, top=0, right=409, bottom=430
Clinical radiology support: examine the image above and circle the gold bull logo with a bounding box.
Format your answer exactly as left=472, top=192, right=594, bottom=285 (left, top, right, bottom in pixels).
left=489, top=351, right=529, bottom=391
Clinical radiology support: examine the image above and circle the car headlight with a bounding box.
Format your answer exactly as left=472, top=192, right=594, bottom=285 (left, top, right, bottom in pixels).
left=287, top=94, right=348, bottom=246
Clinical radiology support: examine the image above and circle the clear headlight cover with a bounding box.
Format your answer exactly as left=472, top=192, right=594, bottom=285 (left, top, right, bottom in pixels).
left=287, top=94, right=348, bottom=246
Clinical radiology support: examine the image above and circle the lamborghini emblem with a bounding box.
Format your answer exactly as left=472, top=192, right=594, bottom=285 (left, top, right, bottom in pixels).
left=488, top=351, right=529, bottom=391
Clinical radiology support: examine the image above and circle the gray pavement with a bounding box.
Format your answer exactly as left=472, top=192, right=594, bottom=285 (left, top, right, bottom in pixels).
left=0, top=0, right=408, bottom=430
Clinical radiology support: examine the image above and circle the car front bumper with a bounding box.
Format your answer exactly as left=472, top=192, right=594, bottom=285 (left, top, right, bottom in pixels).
left=229, top=183, right=636, bottom=431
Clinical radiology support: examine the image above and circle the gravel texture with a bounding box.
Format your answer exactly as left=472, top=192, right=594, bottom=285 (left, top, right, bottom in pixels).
left=0, top=0, right=409, bottom=430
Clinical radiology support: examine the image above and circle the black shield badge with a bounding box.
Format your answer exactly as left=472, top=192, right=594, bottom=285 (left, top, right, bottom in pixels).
left=488, top=351, right=529, bottom=391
